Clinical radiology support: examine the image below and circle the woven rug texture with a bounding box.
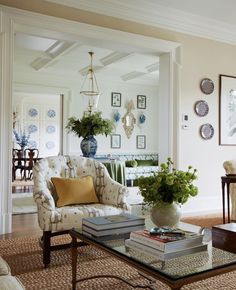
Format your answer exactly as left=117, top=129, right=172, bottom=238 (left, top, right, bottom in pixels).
left=1, top=234, right=236, bottom=290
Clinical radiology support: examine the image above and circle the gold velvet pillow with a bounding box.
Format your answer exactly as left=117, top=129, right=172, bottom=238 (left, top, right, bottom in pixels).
left=51, top=176, right=99, bottom=207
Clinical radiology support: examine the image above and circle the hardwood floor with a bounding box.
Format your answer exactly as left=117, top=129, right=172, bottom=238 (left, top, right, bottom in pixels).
left=0, top=213, right=41, bottom=240
left=0, top=183, right=41, bottom=240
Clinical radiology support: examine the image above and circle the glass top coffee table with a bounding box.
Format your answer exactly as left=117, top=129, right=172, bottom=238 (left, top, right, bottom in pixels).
left=70, top=220, right=236, bottom=290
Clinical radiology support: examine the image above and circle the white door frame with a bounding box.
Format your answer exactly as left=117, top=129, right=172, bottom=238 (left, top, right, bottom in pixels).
left=0, top=5, right=181, bottom=234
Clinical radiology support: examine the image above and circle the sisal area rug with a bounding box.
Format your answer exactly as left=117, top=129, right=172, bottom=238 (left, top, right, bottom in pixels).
left=1, top=234, right=236, bottom=289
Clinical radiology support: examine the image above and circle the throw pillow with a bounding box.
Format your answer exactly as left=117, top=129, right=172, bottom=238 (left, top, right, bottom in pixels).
left=135, top=159, right=153, bottom=166
left=51, top=176, right=99, bottom=207
left=125, top=160, right=138, bottom=167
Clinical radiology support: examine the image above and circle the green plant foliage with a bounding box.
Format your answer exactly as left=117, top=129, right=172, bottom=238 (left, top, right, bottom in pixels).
left=137, top=158, right=198, bottom=207
left=66, top=111, right=114, bottom=138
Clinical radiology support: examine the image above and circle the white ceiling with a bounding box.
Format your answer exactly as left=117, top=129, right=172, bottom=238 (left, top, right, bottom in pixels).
left=15, top=0, right=236, bottom=86
left=14, top=32, right=159, bottom=86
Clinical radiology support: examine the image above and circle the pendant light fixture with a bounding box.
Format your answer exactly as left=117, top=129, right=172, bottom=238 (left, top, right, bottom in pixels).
left=80, top=51, right=100, bottom=114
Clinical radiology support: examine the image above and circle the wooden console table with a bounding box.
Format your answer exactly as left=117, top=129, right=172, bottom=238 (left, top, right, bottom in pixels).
left=221, top=175, right=236, bottom=224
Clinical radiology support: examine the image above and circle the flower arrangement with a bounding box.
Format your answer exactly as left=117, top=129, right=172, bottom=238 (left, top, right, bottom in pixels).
left=13, top=129, right=30, bottom=148
left=137, top=158, right=198, bottom=207
left=66, top=111, right=114, bottom=138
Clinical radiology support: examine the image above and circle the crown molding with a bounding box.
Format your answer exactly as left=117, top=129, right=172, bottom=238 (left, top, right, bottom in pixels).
left=46, top=0, right=236, bottom=45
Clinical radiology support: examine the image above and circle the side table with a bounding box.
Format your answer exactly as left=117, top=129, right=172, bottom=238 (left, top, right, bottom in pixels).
left=221, top=175, right=236, bottom=223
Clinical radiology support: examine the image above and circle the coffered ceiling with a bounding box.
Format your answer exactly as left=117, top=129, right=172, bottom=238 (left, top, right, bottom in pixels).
left=14, top=32, right=159, bottom=86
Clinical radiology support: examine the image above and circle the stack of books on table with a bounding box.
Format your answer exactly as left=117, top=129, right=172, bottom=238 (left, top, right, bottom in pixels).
left=125, top=228, right=207, bottom=261
left=82, top=213, right=145, bottom=240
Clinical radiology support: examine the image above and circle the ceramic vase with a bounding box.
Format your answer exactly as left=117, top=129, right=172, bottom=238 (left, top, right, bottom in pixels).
left=150, top=203, right=181, bottom=227
left=80, top=135, right=97, bottom=158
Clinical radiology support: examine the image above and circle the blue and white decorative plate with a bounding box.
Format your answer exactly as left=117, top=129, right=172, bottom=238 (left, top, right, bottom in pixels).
left=47, top=109, right=56, bottom=118
left=28, top=124, right=37, bottom=133
left=28, top=140, right=37, bottom=149
left=46, top=141, right=55, bottom=149
left=28, top=108, right=38, bottom=117
left=46, top=125, right=56, bottom=134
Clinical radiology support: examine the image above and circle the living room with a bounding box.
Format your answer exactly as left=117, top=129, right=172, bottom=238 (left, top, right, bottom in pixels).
left=1, top=1, right=236, bottom=289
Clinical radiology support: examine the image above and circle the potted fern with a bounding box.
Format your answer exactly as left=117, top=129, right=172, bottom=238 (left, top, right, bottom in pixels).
left=66, top=111, right=114, bottom=157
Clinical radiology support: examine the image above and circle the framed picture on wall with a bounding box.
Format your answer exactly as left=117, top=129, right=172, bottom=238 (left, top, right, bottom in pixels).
left=136, top=135, right=146, bottom=149
left=137, top=95, right=146, bottom=109
left=111, top=134, right=121, bottom=148
left=219, top=74, right=236, bottom=145
left=111, top=92, right=121, bottom=107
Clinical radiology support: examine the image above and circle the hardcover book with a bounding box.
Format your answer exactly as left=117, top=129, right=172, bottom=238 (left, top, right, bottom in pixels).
left=130, top=229, right=203, bottom=252
left=82, top=224, right=145, bottom=237
left=82, top=213, right=145, bottom=230
left=125, top=239, right=207, bottom=261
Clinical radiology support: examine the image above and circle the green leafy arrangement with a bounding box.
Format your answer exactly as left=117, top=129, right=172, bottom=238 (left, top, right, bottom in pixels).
left=66, top=111, right=114, bottom=138
left=137, top=158, right=198, bottom=207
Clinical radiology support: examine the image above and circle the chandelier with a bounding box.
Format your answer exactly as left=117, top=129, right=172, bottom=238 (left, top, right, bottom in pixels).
left=80, top=51, right=100, bottom=114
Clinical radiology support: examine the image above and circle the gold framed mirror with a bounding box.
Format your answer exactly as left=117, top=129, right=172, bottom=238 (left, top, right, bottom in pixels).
left=122, top=100, right=136, bottom=138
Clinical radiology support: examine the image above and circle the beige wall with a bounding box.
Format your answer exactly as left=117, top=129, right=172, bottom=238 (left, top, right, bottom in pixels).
left=2, top=0, right=236, bottom=214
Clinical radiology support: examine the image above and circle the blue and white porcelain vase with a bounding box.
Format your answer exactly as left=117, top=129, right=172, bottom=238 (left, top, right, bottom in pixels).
left=80, top=135, right=97, bottom=158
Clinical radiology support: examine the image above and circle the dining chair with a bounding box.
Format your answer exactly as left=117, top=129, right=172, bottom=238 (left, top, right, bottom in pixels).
left=24, top=148, right=39, bottom=180
left=12, top=149, right=25, bottom=181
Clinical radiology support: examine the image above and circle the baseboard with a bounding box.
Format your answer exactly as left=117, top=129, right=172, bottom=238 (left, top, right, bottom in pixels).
left=180, top=195, right=222, bottom=216
left=0, top=213, right=12, bottom=234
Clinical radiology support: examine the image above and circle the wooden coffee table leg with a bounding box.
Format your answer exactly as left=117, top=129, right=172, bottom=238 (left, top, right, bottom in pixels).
left=71, top=235, right=78, bottom=290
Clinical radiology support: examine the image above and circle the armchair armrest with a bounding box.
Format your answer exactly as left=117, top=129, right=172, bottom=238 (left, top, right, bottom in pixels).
left=99, top=171, right=131, bottom=211
left=33, top=189, right=63, bottom=230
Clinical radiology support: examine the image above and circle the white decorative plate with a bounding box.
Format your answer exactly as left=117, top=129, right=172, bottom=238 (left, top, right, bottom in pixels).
left=200, top=123, right=214, bottom=140
left=28, top=108, right=38, bottom=117
left=194, top=100, right=209, bottom=117
left=47, top=109, right=56, bottom=118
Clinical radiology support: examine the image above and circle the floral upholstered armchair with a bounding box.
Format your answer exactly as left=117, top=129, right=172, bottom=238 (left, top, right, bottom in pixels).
left=33, top=155, right=130, bottom=267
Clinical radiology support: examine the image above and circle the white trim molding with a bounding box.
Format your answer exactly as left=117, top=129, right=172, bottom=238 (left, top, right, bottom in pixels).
left=0, top=10, right=13, bottom=234
left=46, top=0, right=236, bottom=45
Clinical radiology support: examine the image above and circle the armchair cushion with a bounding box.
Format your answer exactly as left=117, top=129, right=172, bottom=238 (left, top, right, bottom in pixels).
left=51, top=176, right=99, bottom=207
left=0, top=257, right=10, bottom=276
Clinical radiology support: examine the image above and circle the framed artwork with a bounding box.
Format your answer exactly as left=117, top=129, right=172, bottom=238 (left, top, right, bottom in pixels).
left=111, top=92, right=121, bottom=107
left=137, top=95, right=146, bottom=109
left=136, top=135, right=146, bottom=149
left=111, top=134, right=121, bottom=148
left=219, top=74, right=236, bottom=145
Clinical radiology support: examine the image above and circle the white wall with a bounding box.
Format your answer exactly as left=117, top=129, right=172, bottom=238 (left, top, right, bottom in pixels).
left=14, top=69, right=159, bottom=156
left=69, top=81, right=159, bottom=155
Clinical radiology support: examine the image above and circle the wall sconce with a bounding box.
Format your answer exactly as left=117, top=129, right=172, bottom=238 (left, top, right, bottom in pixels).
left=113, top=110, right=121, bottom=125
left=139, top=112, right=146, bottom=125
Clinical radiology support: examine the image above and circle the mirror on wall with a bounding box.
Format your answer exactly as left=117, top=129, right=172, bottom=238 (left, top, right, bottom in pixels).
left=122, top=100, right=136, bottom=139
